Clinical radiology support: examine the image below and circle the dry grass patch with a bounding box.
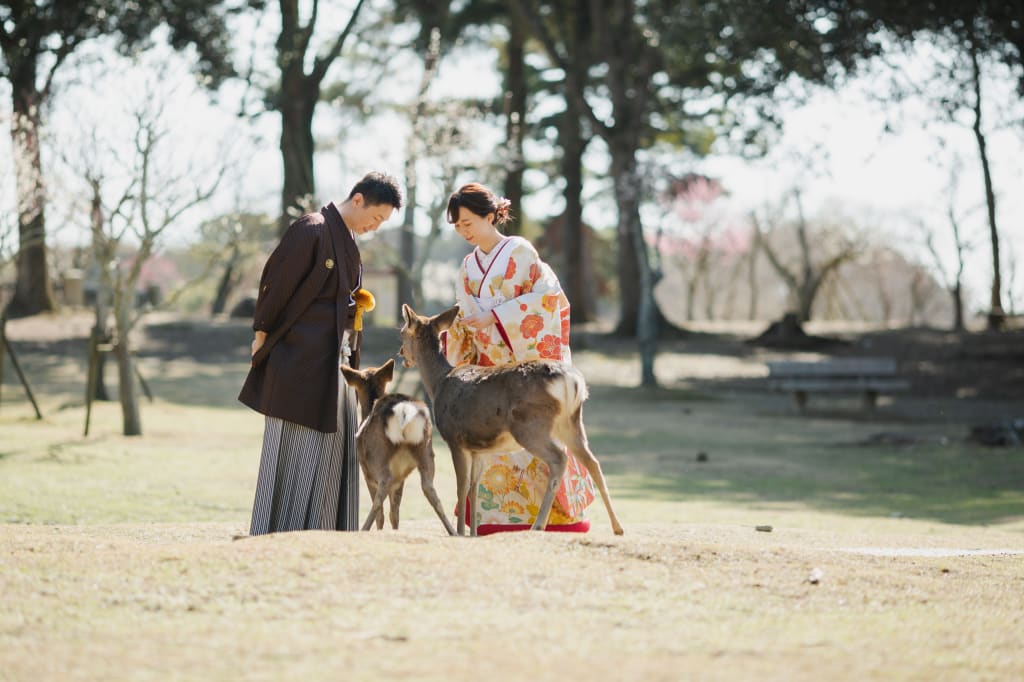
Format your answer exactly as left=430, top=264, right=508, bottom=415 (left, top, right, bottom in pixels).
left=3, top=314, right=1024, bottom=680
left=2, top=521, right=1023, bottom=681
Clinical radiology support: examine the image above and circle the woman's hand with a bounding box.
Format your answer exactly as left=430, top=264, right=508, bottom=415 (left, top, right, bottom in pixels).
left=461, top=310, right=496, bottom=331
left=251, top=331, right=267, bottom=358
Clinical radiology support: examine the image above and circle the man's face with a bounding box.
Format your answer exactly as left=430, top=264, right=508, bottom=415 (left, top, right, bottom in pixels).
left=349, top=194, right=395, bottom=235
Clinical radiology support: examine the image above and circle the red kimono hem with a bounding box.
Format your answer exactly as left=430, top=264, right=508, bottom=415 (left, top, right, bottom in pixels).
left=474, top=520, right=591, bottom=536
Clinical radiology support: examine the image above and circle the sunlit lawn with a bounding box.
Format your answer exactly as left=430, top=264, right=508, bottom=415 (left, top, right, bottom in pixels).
left=2, top=322, right=1023, bottom=681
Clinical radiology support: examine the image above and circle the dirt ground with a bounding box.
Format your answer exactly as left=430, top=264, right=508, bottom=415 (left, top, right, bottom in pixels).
left=4, top=520, right=1023, bottom=682
left=2, top=311, right=1023, bottom=681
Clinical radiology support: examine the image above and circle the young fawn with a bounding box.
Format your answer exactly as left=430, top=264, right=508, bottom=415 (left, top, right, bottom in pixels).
left=398, top=304, right=624, bottom=537
left=340, top=359, right=456, bottom=535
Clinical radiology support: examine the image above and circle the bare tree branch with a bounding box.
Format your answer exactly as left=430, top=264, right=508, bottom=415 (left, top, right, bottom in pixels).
left=509, top=0, right=611, bottom=138
left=40, top=35, right=79, bottom=100
left=311, top=0, right=368, bottom=84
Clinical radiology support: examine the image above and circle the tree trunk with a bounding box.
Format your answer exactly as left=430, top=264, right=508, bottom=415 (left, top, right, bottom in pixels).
left=951, top=281, right=965, bottom=331
left=747, top=228, right=760, bottom=320
left=92, top=286, right=111, bottom=402
left=611, top=153, right=657, bottom=385
left=977, top=125, right=1003, bottom=329
left=610, top=145, right=642, bottom=336
left=502, top=10, right=527, bottom=236
left=278, top=86, right=317, bottom=234
left=969, top=46, right=1004, bottom=330
left=397, top=26, right=444, bottom=321
left=6, top=58, right=56, bottom=318
left=211, top=243, right=240, bottom=316
left=559, top=96, right=594, bottom=322
left=115, top=307, right=142, bottom=436
left=634, top=225, right=658, bottom=386
left=88, top=180, right=111, bottom=400
left=684, top=272, right=697, bottom=322
left=397, top=157, right=417, bottom=320
left=797, top=286, right=815, bottom=323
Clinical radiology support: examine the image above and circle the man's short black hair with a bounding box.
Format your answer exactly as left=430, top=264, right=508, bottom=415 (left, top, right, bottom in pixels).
left=349, top=171, right=403, bottom=209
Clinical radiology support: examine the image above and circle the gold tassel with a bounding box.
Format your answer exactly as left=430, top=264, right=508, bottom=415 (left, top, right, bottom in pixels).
left=352, top=288, right=376, bottom=331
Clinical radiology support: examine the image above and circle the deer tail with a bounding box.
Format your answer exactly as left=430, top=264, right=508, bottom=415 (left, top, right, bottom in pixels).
left=547, top=365, right=589, bottom=416
left=385, top=402, right=428, bottom=444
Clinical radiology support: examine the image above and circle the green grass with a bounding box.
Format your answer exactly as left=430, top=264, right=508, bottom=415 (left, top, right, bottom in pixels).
left=2, top=324, right=1024, bottom=681
left=2, top=330, right=1023, bottom=530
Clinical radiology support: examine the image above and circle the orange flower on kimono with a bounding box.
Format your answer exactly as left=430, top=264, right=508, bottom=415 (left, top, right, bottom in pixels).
left=536, top=334, right=562, bottom=360
left=529, top=262, right=541, bottom=282
left=502, top=500, right=526, bottom=515
left=520, top=314, right=544, bottom=339
left=561, top=315, right=571, bottom=345
left=541, top=293, right=559, bottom=313
left=477, top=353, right=495, bottom=367
left=483, top=464, right=517, bottom=495
left=504, top=258, right=517, bottom=280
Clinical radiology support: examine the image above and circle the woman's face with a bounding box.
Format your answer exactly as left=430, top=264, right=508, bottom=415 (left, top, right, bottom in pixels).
left=452, top=206, right=496, bottom=247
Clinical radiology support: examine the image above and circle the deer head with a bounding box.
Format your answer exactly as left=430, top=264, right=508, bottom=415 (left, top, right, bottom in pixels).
left=399, top=304, right=459, bottom=369
left=340, top=358, right=395, bottom=423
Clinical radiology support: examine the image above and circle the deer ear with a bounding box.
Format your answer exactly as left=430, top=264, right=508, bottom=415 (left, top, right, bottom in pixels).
left=402, top=303, right=417, bottom=327
left=340, top=364, right=361, bottom=387
left=380, top=357, right=395, bottom=382
left=433, top=305, right=460, bottom=332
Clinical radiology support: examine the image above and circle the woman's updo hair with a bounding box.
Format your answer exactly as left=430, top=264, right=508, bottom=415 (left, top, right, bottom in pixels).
left=446, top=183, right=513, bottom=225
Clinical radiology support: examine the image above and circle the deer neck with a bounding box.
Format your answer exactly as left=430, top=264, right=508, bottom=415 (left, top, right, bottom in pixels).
left=414, top=339, right=452, bottom=400
left=358, top=399, right=374, bottom=423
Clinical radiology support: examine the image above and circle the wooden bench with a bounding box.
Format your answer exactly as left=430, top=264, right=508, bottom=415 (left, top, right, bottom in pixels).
left=766, top=357, right=909, bottom=411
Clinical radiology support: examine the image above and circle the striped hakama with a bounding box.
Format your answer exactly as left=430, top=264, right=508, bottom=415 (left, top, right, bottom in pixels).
left=249, top=374, right=360, bottom=535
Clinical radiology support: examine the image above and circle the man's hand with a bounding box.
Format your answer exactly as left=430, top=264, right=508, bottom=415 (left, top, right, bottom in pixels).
left=251, top=331, right=267, bottom=358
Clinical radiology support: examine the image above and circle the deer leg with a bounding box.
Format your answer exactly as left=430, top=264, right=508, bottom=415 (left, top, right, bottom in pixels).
left=533, top=444, right=568, bottom=531
left=360, top=460, right=385, bottom=529
left=469, top=455, right=484, bottom=537
left=563, top=418, right=625, bottom=536
left=514, top=433, right=569, bottom=532
left=388, top=479, right=405, bottom=530
left=417, top=449, right=456, bottom=536
left=450, top=445, right=471, bottom=537
left=362, top=473, right=392, bottom=532
left=363, top=477, right=385, bottom=530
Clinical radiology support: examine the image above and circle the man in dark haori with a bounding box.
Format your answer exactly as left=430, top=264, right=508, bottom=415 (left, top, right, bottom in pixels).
left=240, top=171, right=403, bottom=534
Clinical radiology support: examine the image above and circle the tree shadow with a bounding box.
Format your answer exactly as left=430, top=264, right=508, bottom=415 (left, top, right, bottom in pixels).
left=584, top=389, right=1024, bottom=527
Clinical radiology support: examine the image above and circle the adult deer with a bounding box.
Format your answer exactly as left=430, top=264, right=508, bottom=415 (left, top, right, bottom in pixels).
left=399, top=303, right=624, bottom=537
left=340, top=359, right=456, bottom=535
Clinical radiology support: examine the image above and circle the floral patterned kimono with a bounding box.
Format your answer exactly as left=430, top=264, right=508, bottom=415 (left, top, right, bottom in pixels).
left=443, top=235, right=597, bottom=534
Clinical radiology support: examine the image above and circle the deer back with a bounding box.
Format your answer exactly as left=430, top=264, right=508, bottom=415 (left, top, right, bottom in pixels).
left=432, top=360, right=587, bottom=451
left=360, top=393, right=431, bottom=446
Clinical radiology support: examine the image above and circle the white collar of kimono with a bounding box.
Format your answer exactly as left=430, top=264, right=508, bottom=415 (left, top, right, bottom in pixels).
left=469, top=236, right=513, bottom=277
left=468, top=236, right=519, bottom=299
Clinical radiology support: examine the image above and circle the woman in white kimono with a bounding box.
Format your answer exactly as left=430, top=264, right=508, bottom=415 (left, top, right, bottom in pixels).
left=441, top=182, right=597, bottom=535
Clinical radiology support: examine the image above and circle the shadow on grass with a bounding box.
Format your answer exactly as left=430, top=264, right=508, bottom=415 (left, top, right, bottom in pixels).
left=8, top=320, right=1023, bottom=528
left=585, top=396, right=1024, bottom=527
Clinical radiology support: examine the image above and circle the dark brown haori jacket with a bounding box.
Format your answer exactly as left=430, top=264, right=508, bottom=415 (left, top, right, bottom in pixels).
left=238, top=203, right=362, bottom=432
